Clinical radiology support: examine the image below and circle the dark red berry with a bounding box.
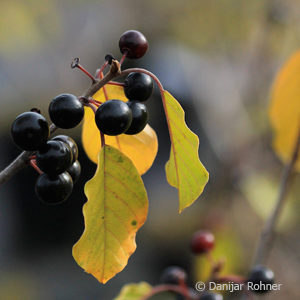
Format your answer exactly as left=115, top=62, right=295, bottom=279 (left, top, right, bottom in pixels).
left=247, top=265, right=274, bottom=294
left=160, top=266, right=187, bottom=285
left=36, top=140, right=73, bottom=176
left=52, top=135, right=78, bottom=163
left=124, top=72, right=153, bottom=102
left=199, top=292, right=223, bottom=300
left=119, top=30, right=148, bottom=59
left=95, top=100, right=132, bottom=136
left=35, top=172, right=73, bottom=204
left=191, top=230, right=215, bottom=254
left=125, top=101, right=148, bottom=135
left=67, top=160, right=81, bottom=183
left=49, top=93, right=84, bottom=129
left=11, top=112, right=49, bottom=150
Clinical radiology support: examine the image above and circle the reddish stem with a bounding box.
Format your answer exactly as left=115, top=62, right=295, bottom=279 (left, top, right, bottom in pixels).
left=97, top=61, right=109, bottom=79
left=119, top=52, right=127, bottom=66
left=107, top=81, right=125, bottom=87
left=86, top=103, right=97, bottom=114
left=100, top=132, right=105, bottom=148
left=29, top=159, right=43, bottom=175
left=140, top=284, right=194, bottom=300
left=89, top=99, right=102, bottom=107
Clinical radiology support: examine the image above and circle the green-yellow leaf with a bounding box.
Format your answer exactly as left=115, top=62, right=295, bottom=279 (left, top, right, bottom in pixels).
left=269, top=49, right=300, bottom=171
left=114, top=282, right=152, bottom=300
left=163, top=91, right=209, bottom=212
left=82, top=84, right=158, bottom=175
left=72, top=145, right=148, bottom=284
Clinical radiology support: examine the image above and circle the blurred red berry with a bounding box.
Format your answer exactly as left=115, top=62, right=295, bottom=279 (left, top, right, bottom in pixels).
left=190, top=230, right=215, bottom=254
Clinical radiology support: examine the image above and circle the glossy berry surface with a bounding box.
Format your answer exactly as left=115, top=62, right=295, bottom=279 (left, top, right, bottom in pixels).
left=191, top=230, right=215, bottom=254
left=67, top=160, right=81, bottom=183
left=124, top=72, right=153, bottom=102
left=199, top=292, right=223, bottom=300
left=52, top=135, right=78, bottom=163
left=247, top=265, right=274, bottom=294
left=160, top=266, right=187, bottom=285
left=95, top=100, right=132, bottom=136
left=125, top=101, right=148, bottom=135
left=36, top=140, right=73, bottom=176
left=49, top=93, right=84, bottom=129
left=11, top=112, right=49, bottom=150
left=35, top=172, right=73, bottom=204
left=119, top=30, right=148, bottom=59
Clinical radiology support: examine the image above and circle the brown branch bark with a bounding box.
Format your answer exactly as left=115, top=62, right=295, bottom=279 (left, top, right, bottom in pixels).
left=253, top=129, right=300, bottom=265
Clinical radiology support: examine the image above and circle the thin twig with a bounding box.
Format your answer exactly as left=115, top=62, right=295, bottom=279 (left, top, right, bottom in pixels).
left=0, top=60, right=121, bottom=186
left=253, top=129, right=300, bottom=265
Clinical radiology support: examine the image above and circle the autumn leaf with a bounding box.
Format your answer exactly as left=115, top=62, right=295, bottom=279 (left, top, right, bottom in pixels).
left=163, top=91, right=209, bottom=212
left=82, top=84, right=158, bottom=175
left=269, top=49, right=300, bottom=171
left=114, top=282, right=152, bottom=300
left=72, top=145, right=148, bottom=284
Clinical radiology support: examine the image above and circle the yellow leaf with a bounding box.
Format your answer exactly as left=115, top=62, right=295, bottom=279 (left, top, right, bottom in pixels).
left=72, top=145, right=148, bottom=284
left=270, top=50, right=300, bottom=171
left=114, top=282, right=152, bottom=300
left=82, top=84, right=158, bottom=175
left=163, top=91, right=209, bottom=212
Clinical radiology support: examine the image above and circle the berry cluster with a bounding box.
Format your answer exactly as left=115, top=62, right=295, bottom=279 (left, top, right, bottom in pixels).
left=11, top=93, right=84, bottom=204
left=95, top=72, right=152, bottom=136
left=10, top=30, right=154, bottom=205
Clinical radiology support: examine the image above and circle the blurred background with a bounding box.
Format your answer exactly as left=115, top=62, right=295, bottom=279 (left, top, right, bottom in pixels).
left=0, top=0, right=300, bottom=299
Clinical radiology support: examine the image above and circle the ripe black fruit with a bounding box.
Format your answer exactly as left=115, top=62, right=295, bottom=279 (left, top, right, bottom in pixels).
left=49, top=94, right=84, bottom=129
left=124, top=72, right=153, bottom=102
left=95, top=100, right=132, bottom=136
left=52, top=135, right=78, bottom=163
left=160, top=266, right=187, bottom=285
left=125, top=101, right=148, bottom=135
left=199, top=292, right=223, bottom=300
left=247, top=265, right=274, bottom=294
left=67, top=160, right=81, bottom=183
left=36, top=140, right=73, bottom=176
left=11, top=112, right=49, bottom=150
left=35, top=172, right=73, bottom=204
left=119, top=30, right=148, bottom=59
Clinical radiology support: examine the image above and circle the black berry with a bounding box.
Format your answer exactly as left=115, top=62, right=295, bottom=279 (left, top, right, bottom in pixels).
left=124, top=72, right=153, bottom=102
left=52, top=135, right=78, bottom=163
left=125, top=102, right=148, bottom=135
left=11, top=112, right=49, bottom=150
left=95, top=100, right=132, bottom=136
left=49, top=94, right=84, bottom=129
left=119, top=30, right=148, bottom=59
left=36, top=140, right=73, bottom=176
left=160, top=266, right=187, bottom=285
left=67, top=160, right=81, bottom=183
left=35, top=172, right=73, bottom=204
left=247, top=265, right=274, bottom=294
left=191, top=230, right=215, bottom=255
left=199, top=292, right=223, bottom=300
